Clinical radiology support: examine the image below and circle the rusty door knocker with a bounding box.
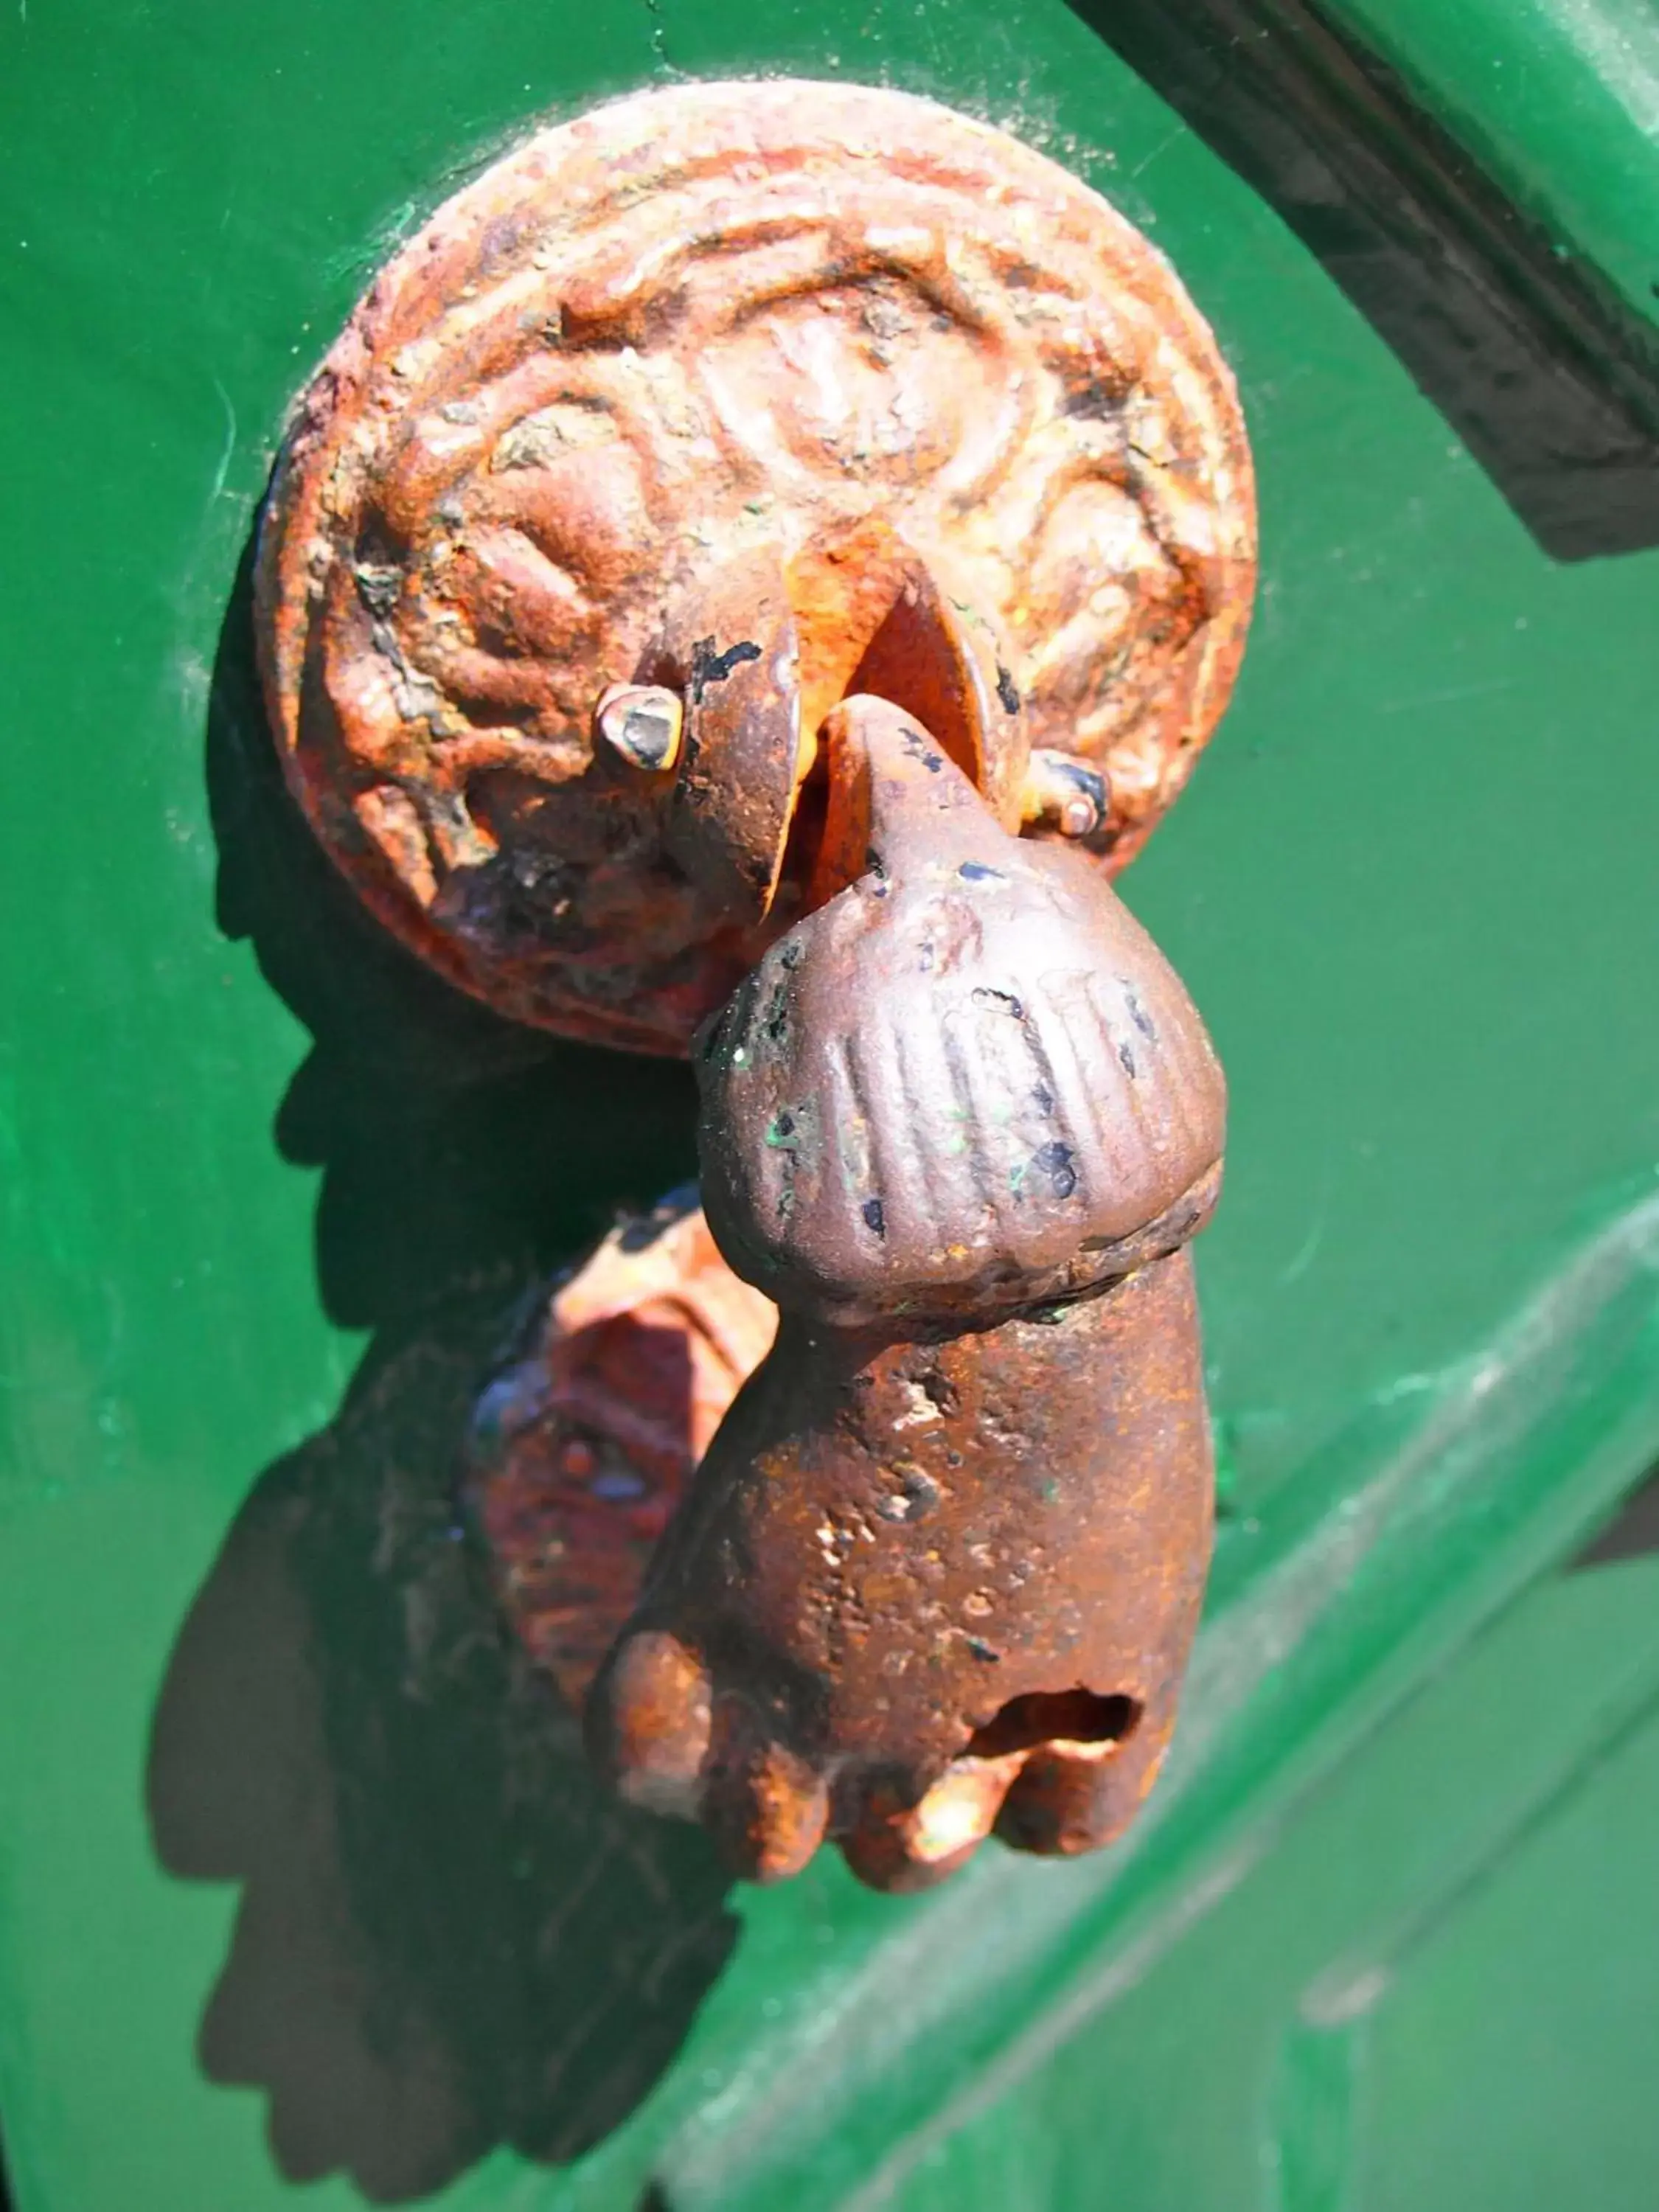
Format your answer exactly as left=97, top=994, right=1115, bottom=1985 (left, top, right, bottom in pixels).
left=257, top=80, right=1256, bottom=1890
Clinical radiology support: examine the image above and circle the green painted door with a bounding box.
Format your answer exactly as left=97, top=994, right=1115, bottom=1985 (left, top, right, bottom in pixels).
left=4, top=2, right=1658, bottom=2207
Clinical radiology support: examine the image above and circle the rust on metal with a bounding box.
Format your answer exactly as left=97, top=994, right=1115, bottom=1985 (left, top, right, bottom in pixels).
left=587, top=699, right=1225, bottom=1888
left=658, top=547, right=804, bottom=926
left=257, top=79, right=1255, bottom=1054
left=267, top=81, right=1251, bottom=1891
left=465, top=1194, right=776, bottom=1703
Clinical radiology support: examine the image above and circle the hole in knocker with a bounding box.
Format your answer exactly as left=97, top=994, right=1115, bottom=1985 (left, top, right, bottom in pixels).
left=965, top=1688, right=1142, bottom=1760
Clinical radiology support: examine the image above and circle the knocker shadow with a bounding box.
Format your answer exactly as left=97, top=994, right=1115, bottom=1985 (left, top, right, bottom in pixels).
left=145, top=547, right=734, bottom=2202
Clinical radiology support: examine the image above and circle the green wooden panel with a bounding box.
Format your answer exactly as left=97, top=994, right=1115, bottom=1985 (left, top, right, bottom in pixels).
left=2, top=1, right=1658, bottom=2208
left=1327, top=0, right=1659, bottom=336
left=886, top=1553, right=1659, bottom=2211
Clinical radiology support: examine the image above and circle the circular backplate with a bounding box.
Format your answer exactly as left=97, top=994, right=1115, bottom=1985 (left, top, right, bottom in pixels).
left=258, top=80, right=1256, bottom=1054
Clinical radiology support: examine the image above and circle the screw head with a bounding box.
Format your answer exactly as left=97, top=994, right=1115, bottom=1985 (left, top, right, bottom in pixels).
left=1020, top=749, right=1108, bottom=841
left=597, top=684, right=684, bottom=773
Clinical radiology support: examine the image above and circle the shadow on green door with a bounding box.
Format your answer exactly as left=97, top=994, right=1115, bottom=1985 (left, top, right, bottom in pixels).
left=145, top=541, right=737, bottom=2202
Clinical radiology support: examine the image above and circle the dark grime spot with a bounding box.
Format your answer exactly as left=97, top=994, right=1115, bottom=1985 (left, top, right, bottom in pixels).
left=916, top=1368, right=958, bottom=1413
left=1118, top=1041, right=1137, bottom=1079
left=958, top=860, right=1004, bottom=883
left=1124, top=986, right=1157, bottom=1040
left=995, top=663, right=1020, bottom=715
left=1060, top=374, right=1123, bottom=421
left=902, top=1467, right=940, bottom=1516
left=972, top=986, right=1024, bottom=1018
left=877, top=1467, right=940, bottom=1523
left=689, top=635, right=762, bottom=703
left=966, top=1638, right=1002, bottom=1664
left=1032, top=1082, right=1055, bottom=1116
left=353, top=563, right=400, bottom=616
left=900, top=725, right=945, bottom=772
left=1032, top=1140, right=1077, bottom=1199
left=863, top=1197, right=886, bottom=1238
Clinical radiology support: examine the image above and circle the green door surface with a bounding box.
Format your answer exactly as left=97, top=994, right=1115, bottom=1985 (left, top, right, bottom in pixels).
left=4, top=1, right=1659, bottom=2208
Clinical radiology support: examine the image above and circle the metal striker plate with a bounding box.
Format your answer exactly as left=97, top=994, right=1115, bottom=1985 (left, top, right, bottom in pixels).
left=256, top=80, right=1256, bottom=1056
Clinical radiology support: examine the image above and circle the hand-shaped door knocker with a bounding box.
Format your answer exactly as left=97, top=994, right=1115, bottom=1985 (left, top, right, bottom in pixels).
left=257, top=80, right=1256, bottom=1890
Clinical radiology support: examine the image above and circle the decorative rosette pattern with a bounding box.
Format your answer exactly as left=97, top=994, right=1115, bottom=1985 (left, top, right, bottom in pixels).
left=258, top=80, right=1254, bottom=1051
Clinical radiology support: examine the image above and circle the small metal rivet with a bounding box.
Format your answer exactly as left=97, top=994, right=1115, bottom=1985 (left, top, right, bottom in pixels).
left=1021, top=749, right=1108, bottom=841
left=597, top=683, right=684, bottom=773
